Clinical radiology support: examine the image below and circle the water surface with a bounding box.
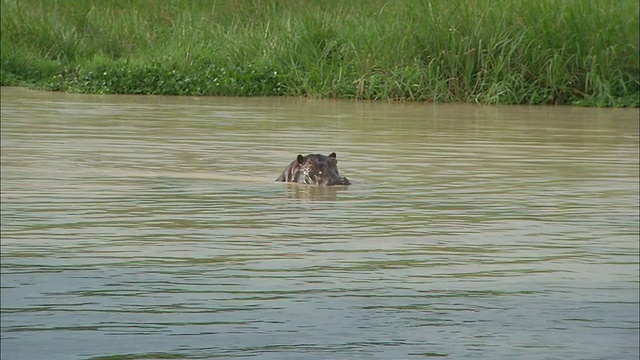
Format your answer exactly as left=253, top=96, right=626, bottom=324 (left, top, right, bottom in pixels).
left=1, top=87, right=639, bottom=360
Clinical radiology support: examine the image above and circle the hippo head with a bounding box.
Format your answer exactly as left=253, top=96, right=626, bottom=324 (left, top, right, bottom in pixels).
left=293, top=152, right=350, bottom=186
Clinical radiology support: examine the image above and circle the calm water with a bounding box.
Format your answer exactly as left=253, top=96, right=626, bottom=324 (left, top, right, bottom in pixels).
left=1, top=87, right=638, bottom=360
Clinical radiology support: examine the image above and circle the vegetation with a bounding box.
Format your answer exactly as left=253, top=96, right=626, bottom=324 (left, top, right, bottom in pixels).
left=1, top=0, right=638, bottom=106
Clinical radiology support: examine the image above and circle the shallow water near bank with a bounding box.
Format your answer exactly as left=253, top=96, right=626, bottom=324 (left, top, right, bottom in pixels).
left=1, top=87, right=638, bottom=360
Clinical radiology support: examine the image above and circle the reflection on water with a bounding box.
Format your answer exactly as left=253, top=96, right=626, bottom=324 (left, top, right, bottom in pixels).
left=283, top=183, right=349, bottom=200
left=1, top=87, right=639, bottom=360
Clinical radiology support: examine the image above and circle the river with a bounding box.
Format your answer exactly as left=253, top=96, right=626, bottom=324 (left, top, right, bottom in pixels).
left=1, top=87, right=638, bottom=360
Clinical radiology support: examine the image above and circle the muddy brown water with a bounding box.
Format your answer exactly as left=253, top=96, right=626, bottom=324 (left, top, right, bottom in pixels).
left=1, top=87, right=638, bottom=360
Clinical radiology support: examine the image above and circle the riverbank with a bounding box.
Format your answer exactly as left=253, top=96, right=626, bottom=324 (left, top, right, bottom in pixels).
left=2, top=0, right=638, bottom=107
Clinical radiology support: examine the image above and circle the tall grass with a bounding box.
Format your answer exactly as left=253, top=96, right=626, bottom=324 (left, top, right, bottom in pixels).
left=2, top=0, right=638, bottom=106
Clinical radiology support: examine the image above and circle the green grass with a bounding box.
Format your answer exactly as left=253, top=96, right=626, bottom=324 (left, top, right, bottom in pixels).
left=2, top=0, right=638, bottom=106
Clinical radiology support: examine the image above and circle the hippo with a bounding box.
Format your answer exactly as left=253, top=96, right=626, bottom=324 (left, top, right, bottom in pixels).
left=276, top=152, right=350, bottom=186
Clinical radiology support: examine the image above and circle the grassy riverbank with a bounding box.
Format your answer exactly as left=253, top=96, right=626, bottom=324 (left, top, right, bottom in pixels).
left=1, top=0, right=638, bottom=106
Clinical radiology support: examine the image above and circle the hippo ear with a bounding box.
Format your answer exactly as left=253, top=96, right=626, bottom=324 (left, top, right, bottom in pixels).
left=329, top=152, right=337, bottom=158
left=296, top=154, right=305, bottom=163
